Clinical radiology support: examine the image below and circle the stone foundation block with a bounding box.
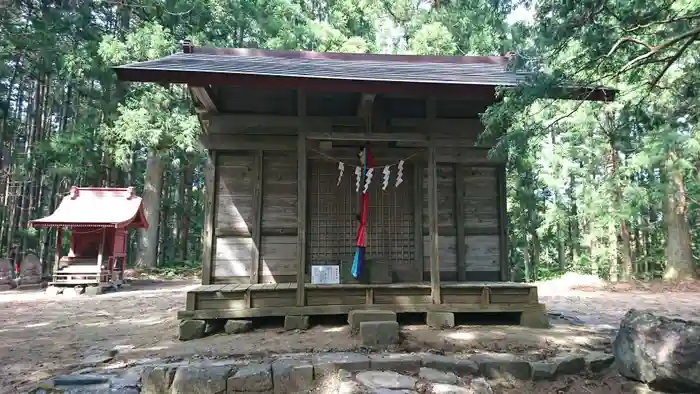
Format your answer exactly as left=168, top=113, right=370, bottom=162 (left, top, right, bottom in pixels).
left=348, top=309, right=397, bottom=331
left=426, top=311, right=455, bottom=328
left=85, top=286, right=102, bottom=297
left=227, top=362, right=272, bottom=392
left=178, top=320, right=206, bottom=341
left=271, top=358, right=314, bottom=394
left=284, top=315, right=309, bottom=330
left=225, top=319, right=253, bottom=334
left=520, top=304, right=551, bottom=328
left=369, top=353, right=421, bottom=372
left=45, top=286, right=63, bottom=296
left=359, top=321, right=399, bottom=346
left=312, top=352, right=370, bottom=376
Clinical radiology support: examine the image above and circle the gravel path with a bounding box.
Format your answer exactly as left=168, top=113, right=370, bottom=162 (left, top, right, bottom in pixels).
left=1, top=279, right=698, bottom=393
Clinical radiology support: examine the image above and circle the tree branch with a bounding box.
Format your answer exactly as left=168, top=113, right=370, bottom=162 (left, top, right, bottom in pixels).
left=616, top=25, right=700, bottom=74
left=649, top=33, right=700, bottom=88
left=607, top=37, right=653, bottom=56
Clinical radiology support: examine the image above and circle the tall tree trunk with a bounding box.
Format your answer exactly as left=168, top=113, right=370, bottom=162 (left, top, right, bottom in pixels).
left=662, top=152, right=695, bottom=280
left=178, top=157, right=193, bottom=260
left=136, top=151, right=165, bottom=268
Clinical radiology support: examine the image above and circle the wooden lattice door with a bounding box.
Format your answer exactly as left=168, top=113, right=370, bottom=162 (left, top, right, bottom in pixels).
left=308, top=158, right=418, bottom=282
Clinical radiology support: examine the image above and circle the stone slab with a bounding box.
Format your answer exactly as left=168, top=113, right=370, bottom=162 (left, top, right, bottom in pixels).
left=432, top=383, right=473, bottom=394
left=170, top=365, right=232, bottom=394
left=312, top=352, right=370, bottom=375
left=141, top=366, right=177, bottom=394
left=470, top=352, right=532, bottom=380
left=85, top=286, right=103, bottom=297
left=369, top=353, right=421, bottom=373
left=284, top=315, right=310, bottom=330
left=271, top=357, right=314, bottom=394
left=227, top=362, right=272, bottom=392
left=420, top=354, right=478, bottom=375
left=584, top=351, right=615, bottom=372
left=349, top=309, right=397, bottom=331
left=426, top=312, right=455, bottom=329
left=355, top=371, right=417, bottom=390
left=418, top=367, right=460, bottom=384
left=360, top=321, right=399, bottom=346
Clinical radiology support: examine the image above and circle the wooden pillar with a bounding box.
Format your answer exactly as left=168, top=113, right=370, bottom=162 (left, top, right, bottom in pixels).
left=250, top=150, right=263, bottom=284
left=296, top=90, right=308, bottom=306
left=201, top=150, right=217, bottom=285
left=454, top=164, right=466, bottom=281
left=97, top=228, right=106, bottom=281
left=53, top=228, right=62, bottom=274
left=497, top=165, right=509, bottom=281
left=426, top=98, right=441, bottom=304
left=413, top=164, right=424, bottom=277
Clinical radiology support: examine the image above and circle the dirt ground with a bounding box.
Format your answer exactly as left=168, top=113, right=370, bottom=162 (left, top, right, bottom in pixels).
left=1, top=279, right=699, bottom=394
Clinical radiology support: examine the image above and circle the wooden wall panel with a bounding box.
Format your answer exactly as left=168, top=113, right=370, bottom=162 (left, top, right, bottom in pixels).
left=213, top=236, right=253, bottom=282
left=422, top=164, right=457, bottom=276
left=260, top=236, right=298, bottom=282
left=261, top=152, right=298, bottom=234
left=463, top=167, right=499, bottom=231
left=216, top=154, right=255, bottom=235
left=464, top=235, right=500, bottom=272
left=213, top=153, right=256, bottom=284
left=422, top=235, right=457, bottom=273
left=422, top=164, right=456, bottom=233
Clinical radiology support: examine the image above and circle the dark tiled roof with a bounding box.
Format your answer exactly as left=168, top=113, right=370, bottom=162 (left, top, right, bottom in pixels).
left=117, top=52, right=530, bottom=87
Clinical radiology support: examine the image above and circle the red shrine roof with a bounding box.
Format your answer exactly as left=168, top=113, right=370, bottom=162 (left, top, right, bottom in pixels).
left=30, top=187, right=149, bottom=229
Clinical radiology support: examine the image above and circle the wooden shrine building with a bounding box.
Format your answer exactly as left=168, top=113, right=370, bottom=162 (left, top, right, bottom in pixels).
left=115, top=43, right=613, bottom=325
left=30, top=187, right=148, bottom=292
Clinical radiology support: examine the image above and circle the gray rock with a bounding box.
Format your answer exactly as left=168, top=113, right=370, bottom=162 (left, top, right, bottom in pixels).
left=337, top=369, right=353, bottom=380
left=45, top=285, right=63, bottom=295
left=426, top=312, right=455, bottom=329
left=227, top=362, right=272, bottom=392
left=313, top=352, right=370, bottom=375
left=348, top=309, right=397, bottom=331
left=224, top=319, right=253, bottom=334
left=141, top=365, right=177, bottom=394
left=470, top=352, right=531, bottom=380
left=531, top=361, right=557, bottom=381
left=584, top=351, right=615, bottom=372
left=431, top=383, right=472, bottom=394
left=271, top=357, right=314, bottom=393
left=360, top=321, right=399, bottom=346
left=284, top=315, right=310, bottom=330
left=178, top=320, right=206, bottom=341
left=369, top=353, right=421, bottom=372
left=338, top=380, right=366, bottom=394
left=421, top=354, right=478, bottom=375
left=355, top=371, right=417, bottom=390
left=371, top=390, right=415, bottom=394
left=170, top=365, right=232, bottom=394
left=469, top=377, right=493, bottom=394
left=418, top=367, right=460, bottom=384
left=613, top=309, right=700, bottom=393
left=552, top=353, right=586, bottom=375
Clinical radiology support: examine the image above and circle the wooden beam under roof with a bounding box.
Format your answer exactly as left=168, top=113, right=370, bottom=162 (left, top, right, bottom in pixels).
left=190, top=85, right=218, bottom=113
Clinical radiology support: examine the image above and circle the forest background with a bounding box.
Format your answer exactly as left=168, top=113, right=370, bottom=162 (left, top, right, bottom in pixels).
left=1, top=0, right=698, bottom=281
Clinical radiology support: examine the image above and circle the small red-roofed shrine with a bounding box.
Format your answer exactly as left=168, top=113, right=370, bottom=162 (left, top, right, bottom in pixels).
left=30, top=186, right=149, bottom=292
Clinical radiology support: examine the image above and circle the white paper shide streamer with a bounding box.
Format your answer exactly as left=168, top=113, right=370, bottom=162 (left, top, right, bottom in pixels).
left=382, top=165, right=391, bottom=190
left=354, top=166, right=362, bottom=192
left=395, top=160, right=404, bottom=187
left=337, top=162, right=345, bottom=186
left=363, top=168, right=374, bottom=194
